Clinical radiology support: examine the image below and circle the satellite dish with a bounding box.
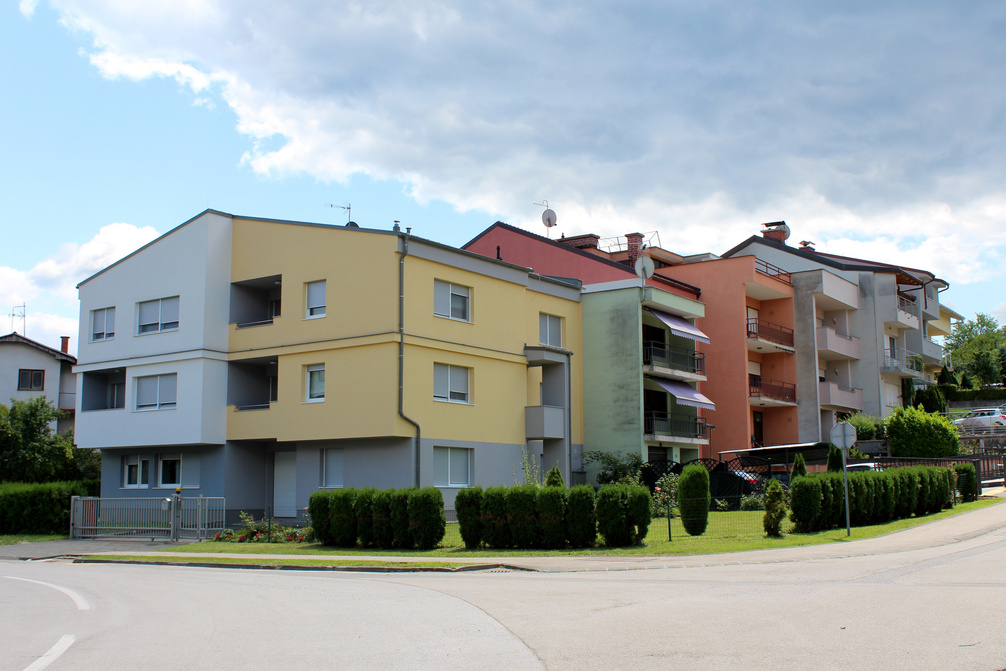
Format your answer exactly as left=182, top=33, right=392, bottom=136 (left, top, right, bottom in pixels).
left=635, top=255, right=655, bottom=280
left=542, top=209, right=557, bottom=228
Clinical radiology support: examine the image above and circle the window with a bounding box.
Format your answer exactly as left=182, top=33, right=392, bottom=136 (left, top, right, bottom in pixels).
left=539, top=313, right=562, bottom=348
left=434, top=280, right=470, bottom=321
left=433, top=447, right=471, bottom=487
left=123, top=455, right=150, bottom=488
left=322, top=448, right=344, bottom=488
left=434, top=363, right=469, bottom=403
left=306, top=364, right=325, bottom=402
left=109, top=381, right=126, bottom=409
left=17, top=369, right=44, bottom=391
left=159, top=455, right=181, bottom=487
left=135, top=373, right=177, bottom=410
left=91, top=307, right=116, bottom=341
left=306, top=280, right=326, bottom=318
left=137, top=297, right=179, bottom=334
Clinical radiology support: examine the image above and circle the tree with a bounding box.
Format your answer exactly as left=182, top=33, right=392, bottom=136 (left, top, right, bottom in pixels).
left=790, top=453, right=807, bottom=481
left=583, top=451, right=643, bottom=485
left=886, top=406, right=959, bottom=458
left=970, top=349, right=1001, bottom=389
left=0, top=397, right=98, bottom=483
left=945, top=313, right=1006, bottom=382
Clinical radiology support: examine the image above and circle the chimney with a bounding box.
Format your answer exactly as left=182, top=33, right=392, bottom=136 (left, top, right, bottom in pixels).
left=761, top=221, right=790, bottom=243
left=561, top=233, right=601, bottom=250
left=60, top=336, right=69, bottom=353
left=626, top=232, right=644, bottom=266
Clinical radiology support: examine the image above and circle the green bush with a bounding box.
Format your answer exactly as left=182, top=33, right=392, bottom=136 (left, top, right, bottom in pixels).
left=678, top=465, right=710, bottom=536
left=846, top=413, right=886, bottom=440
left=566, top=485, right=596, bottom=548
left=895, top=469, right=919, bottom=519
left=307, top=490, right=332, bottom=545
left=596, top=485, right=633, bottom=547
left=740, top=493, right=764, bottom=511
left=626, top=485, right=652, bottom=544
left=914, top=468, right=932, bottom=517
left=886, top=406, right=959, bottom=458
left=0, top=481, right=90, bottom=534
left=955, top=463, right=978, bottom=502
left=354, top=488, right=377, bottom=548
left=583, top=450, right=643, bottom=485
left=826, top=445, right=844, bottom=473
left=762, top=478, right=786, bottom=537
left=329, top=489, right=359, bottom=547
left=481, top=486, right=512, bottom=549
left=789, top=476, right=822, bottom=533
left=508, top=485, right=541, bottom=549
left=817, top=473, right=835, bottom=530
left=409, top=487, right=446, bottom=550
left=372, top=489, right=394, bottom=548
left=391, top=488, right=415, bottom=548
left=914, top=386, right=948, bottom=414
left=790, top=453, right=808, bottom=481
left=544, top=466, right=566, bottom=488
left=650, top=472, right=679, bottom=517
left=454, top=486, right=484, bottom=549
left=538, top=486, right=568, bottom=549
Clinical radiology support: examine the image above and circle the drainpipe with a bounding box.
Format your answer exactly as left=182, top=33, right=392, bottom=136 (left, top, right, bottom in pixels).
left=397, top=224, right=422, bottom=487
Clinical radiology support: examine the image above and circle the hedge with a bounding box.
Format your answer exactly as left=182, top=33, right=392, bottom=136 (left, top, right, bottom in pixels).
left=0, top=481, right=92, bottom=534
left=481, top=486, right=512, bottom=549
left=509, top=485, right=541, bottom=549
left=454, top=486, right=483, bottom=549
left=307, top=487, right=444, bottom=550
left=408, top=488, right=446, bottom=550
left=566, top=485, right=597, bottom=548
left=955, top=464, right=977, bottom=502
left=538, top=486, right=568, bottom=549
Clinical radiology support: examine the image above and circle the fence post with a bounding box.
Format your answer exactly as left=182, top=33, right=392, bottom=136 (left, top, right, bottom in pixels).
left=197, top=496, right=205, bottom=540
left=170, top=494, right=181, bottom=542
left=69, top=495, right=79, bottom=540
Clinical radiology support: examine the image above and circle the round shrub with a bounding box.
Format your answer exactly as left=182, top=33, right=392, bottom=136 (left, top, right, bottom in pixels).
left=544, top=466, right=566, bottom=488
left=454, top=486, right=484, bottom=549
left=307, top=491, right=333, bottom=545
left=566, top=485, right=596, bottom=548
left=678, top=464, right=710, bottom=536
left=625, top=485, right=652, bottom=544
left=886, top=406, right=959, bottom=458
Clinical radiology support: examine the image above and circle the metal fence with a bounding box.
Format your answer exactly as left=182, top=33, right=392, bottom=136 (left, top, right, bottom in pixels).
left=70, top=495, right=226, bottom=541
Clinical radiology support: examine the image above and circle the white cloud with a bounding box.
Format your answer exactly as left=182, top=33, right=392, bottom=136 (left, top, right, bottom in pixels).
left=42, top=2, right=1006, bottom=291
left=19, top=0, right=37, bottom=18
left=14, top=312, right=81, bottom=357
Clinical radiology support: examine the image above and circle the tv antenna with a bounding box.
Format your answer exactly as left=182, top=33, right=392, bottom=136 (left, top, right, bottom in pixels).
left=534, top=200, right=557, bottom=238
left=327, top=203, right=351, bottom=223
left=9, top=303, right=25, bottom=335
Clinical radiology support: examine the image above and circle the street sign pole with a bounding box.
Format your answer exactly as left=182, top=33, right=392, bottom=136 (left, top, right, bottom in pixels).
left=830, top=422, right=858, bottom=538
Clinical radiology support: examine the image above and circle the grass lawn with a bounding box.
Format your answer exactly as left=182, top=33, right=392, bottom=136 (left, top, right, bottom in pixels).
left=148, top=497, right=1001, bottom=559
left=0, top=533, right=66, bottom=546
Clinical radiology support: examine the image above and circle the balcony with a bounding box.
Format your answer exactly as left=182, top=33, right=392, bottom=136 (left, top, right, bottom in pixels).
left=747, top=319, right=795, bottom=354
left=58, top=391, right=77, bottom=412
left=818, top=381, right=863, bottom=411
left=880, top=348, right=925, bottom=379
left=754, top=258, right=792, bottom=285
left=230, top=275, right=282, bottom=328
left=749, top=375, right=797, bottom=407
left=227, top=402, right=278, bottom=441
left=643, top=412, right=709, bottom=443
left=643, top=342, right=706, bottom=382
left=883, top=296, right=920, bottom=330
left=525, top=405, right=566, bottom=440
left=816, top=326, right=860, bottom=360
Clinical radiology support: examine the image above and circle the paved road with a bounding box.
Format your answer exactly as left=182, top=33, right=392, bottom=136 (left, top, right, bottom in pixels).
left=3, top=500, right=1006, bottom=670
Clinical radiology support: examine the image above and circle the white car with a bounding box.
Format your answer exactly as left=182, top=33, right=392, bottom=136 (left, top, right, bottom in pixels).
left=953, top=408, right=1006, bottom=431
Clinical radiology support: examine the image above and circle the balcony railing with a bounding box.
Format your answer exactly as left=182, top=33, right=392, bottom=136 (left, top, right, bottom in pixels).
left=644, top=412, right=709, bottom=440
left=897, top=296, right=920, bottom=320
left=883, top=348, right=924, bottom=375
left=754, top=258, right=792, bottom=285
left=643, top=342, right=706, bottom=375
left=747, top=319, right=795, bottom=348
left=749, top=375, right=796, bottom=402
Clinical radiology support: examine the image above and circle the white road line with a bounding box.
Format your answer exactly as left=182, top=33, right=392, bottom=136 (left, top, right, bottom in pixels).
left=23, top=634, right=76, bottom=671
left=3, top=576, right=92, bottom=611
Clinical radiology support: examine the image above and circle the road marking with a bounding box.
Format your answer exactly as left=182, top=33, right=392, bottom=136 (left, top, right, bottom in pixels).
left=3, top=577, right=92, bottom=611
left=23, top=634, right=76, bottom=671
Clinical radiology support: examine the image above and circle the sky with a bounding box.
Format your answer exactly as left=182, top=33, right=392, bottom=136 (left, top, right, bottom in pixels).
left=4, top=1, right=1006, bottom=355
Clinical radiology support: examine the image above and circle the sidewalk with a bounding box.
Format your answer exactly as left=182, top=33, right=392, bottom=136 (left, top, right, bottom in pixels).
left=3, top=491, right=1004, bottom=573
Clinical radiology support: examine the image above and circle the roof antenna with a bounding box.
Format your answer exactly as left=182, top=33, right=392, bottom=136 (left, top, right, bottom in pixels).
left=9, top=303, right=25, bottom=335
left=534, top=200, right=557, bottom=238
left=327, top=203, right=351, bottom=223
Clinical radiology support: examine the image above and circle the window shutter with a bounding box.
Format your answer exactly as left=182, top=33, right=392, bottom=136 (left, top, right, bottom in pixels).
left=159, top=374, right=177, bottom=407
left=434, top=280, right=450, bottom=317
left=136, top=376, right=158, bottom=408
left=433, top=363, right=449, bottom=400
left=160, top=297, right=179, bottom=328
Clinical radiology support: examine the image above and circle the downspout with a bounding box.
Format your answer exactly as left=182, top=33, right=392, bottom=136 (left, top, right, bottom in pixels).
left=396, top=225, right=422, bottom=487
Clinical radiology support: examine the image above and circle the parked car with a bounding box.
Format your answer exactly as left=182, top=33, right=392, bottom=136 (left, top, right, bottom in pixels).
left=846, top=462, right=883, bottom=473
left=953, top=408, right=1006, bottom=431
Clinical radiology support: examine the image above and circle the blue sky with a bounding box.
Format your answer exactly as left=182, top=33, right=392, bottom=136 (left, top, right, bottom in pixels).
left=4, top=1, right=1006, bottom=353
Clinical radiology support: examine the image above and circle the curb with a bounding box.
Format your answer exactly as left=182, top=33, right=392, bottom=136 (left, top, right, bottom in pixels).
left=72, top=557, right=536, bottom=573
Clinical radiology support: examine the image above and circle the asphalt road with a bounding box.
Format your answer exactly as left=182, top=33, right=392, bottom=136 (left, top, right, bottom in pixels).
left=3, top=502, right=1006, bottom=670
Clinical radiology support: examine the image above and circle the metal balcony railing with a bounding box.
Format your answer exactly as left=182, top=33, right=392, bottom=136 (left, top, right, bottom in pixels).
left=644, top=412, right=709, bottom=439
left=643, top=342, right=706, bottom=375
left=747, top=319, right=795, bottom=348
left=754, top=258, right=792, bottom=285
left=748, top=375, right=796, bottom=402
left=897, top=296, right=920, bottom=320
left=883, top=348, right=924, bottom=374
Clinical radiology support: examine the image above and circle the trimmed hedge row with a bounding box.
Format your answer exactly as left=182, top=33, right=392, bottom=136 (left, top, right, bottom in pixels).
left=456, top=484, right=650, bottom=549
left=0, top=480, right=97, bottom=534
left=790, top=466, right=956, bottom=533
left=308, top=487, right=446, bottom=549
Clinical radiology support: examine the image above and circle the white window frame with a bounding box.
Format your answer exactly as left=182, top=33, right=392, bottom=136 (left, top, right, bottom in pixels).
left=91, top=306, right=116, bottom=341
left=137, top=297, right=179, bottom=334
left=122, top=455, right=151, bottom=489
left=306, top=280, right=326, bottom=318
left=433, top=446, right=472, bottom=487
left=158, top=454, right=182, bottom=488
left=434, top=363, right=470, bottom=404
left=135, top=373, right=177, bottom=411
left=539, top=313, right=562, bottom=348
left=434, top=280, right=471, bottom=322
left=321, top=448, right=344, bottom=488
left=306, top=364, right=325, bottom=402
